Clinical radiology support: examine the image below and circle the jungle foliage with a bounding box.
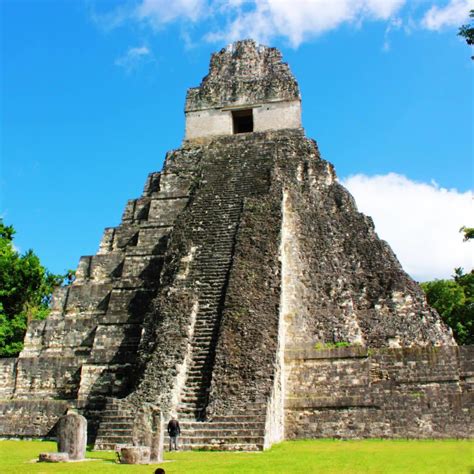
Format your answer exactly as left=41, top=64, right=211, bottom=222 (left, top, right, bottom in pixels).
left=0, top=221, right=73, bottom=356
left=421, top=268, right=474, bottom=345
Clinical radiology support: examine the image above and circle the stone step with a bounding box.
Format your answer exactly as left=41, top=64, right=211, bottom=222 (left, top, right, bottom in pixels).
left=99, top=422, right=135, bottom=430
left=188, top=361, right=212, bottom=377
left=99, top=414, right=134, bottom=420
left=170, top=436, right=264, bottom=445
left=180, top=421, right=266, bottom=430
left=173, top=428, right=266, bottom=437
left=96, top=428, right=132, bottom=437
left=94, top=442, right=119, bottom=451
left=185, top=368, right=212, bottom=376
left=209, top=415, right=266, bottom=423
left=192, top=327, right=217, bottom=334
left=95, top=435, right=134, bottom=444
left=178, top=402, right=206, bottom=410
left=182, top=383, right=209, bottom=390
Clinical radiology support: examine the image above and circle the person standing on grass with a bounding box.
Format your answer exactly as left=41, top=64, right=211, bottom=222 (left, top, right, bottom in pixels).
left=167, top=417, right=181, bottom=451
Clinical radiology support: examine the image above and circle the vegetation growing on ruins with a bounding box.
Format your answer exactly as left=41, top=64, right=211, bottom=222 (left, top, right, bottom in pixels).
left=314, top=341, right=352, bottom=350
left=0, top=221, right=73, bottom=356
left=0, top=439, right=471, bottom=473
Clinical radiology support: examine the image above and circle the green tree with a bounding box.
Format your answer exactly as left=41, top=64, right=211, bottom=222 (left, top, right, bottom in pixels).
left=421, top=268, right=474, bottom=345
left=0, top=221, right=71, bottom=356
left=460, top=226, right=474, bottom=241
left=458, top=9, right=474, bottom=59
left=421, top=226, right=474, bottom=345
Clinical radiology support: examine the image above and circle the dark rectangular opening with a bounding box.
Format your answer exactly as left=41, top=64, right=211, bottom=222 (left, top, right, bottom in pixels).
left=232, top=109, right=253, bottom=134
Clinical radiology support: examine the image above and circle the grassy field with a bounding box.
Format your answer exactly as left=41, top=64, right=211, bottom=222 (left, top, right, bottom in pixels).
left=0, top=439, right=472, bottom=474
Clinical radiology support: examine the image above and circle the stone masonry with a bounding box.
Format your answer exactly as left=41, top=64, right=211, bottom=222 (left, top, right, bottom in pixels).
left=0, top=40, right=471, bottom=450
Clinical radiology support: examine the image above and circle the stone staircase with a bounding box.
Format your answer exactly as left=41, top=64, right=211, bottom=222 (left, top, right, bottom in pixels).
left=94, top=135, right=276, bottom=451
left=175, top=206, right=240, bottom=421
left=164, top=407, right=267, bottom=451
left=167, top=140, right=271, bottom=450
left=94, top=398, right=135, bottom=450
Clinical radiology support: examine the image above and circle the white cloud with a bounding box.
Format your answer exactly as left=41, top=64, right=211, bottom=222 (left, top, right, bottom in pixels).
left=383, top=16, right=403, bottom=52
left=97, top=0, right=405, bottom=47
left=207, top=0, right=406, bottom=46
left=135, top=0, right=207, bottom=28
left=115, top=45, right=153, bottom=72
left=341, top=173, right=473, bottom=282
left=421, top=0, right=473, bottom=31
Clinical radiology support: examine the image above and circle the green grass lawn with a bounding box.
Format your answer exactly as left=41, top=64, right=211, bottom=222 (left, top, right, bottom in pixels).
left=0, top=439, right=472, bottom=474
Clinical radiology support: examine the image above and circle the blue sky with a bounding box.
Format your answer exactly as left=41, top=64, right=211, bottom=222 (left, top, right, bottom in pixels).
left=1, top=0, right=473, bottom=281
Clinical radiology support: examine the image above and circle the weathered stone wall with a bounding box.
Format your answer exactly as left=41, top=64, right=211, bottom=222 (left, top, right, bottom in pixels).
left=253, top=100, right=301, bottom=133
left=0, top=400, right=69, bottom=437
left=285, top=345, right=473, bottom=439
left=185, top=100, right=302, bottom=140
left=185, top=40, right=299, bottom=112
left=274, top=137, right=454, bottom=348
left=0, top=359, right=16, bottom=398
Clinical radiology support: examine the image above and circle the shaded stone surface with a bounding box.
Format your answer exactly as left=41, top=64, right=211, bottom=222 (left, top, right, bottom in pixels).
left=38, top=452, right=69, bottom=463
left=57, top=412, right=87, bottom=460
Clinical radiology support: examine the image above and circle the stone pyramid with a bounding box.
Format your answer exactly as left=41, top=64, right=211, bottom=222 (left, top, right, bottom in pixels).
left=1, top=40, right=470, bottom=450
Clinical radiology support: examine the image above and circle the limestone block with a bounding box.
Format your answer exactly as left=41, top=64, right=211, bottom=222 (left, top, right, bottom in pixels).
left=120, top=446, right=151, bottom=464
left=36, top=318, right=98, bottom=351
left=122, top=200, right=136, bottom=222
left=121, top=255, right=164, bottom=280
left=88, top=322, right=143, bottom=364
left=106, top=289, right=155, bottom=322
left=91, top=254, right=124, bottom=280
left=49, top=286, right=69, bottom=312
left=185, top=109, right=232, bottom=139
left=39, top=452, right=69, bottom=463
left=77, top=364, right=134, bottom=401
left=0, top=359, right=16, bottom=397
left=143, top=171, right=161, bottom=195
left=21, top=319, right=47, bottom=355
left=0, top=400, right=69, bottom=437
left=253, top=100, right=301, bottom=132
left=75, top=257, right=91, bottom=282
left=133, top=198, right=151, bottom=221
left=57, top=412, right=87, bottom=460
left=158, top=172, right=191, bottom=198
left=98, top=228, right=115, bottom=254
left=147, top=198, right=187, bottom=225
left=13, top=357, right=81, bottom=398
left=113, top=226, right=139, bottom=250
left=134, top=227, right=170, bottom=254
left=65, top=283, right=113, bottom=314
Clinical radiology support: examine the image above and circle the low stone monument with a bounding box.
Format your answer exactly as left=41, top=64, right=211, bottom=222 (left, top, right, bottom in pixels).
left=38, top=452, right=69, bottom=463
left=120, top=446, right=151, bottom=464
left=57, top=411, right=87, bottom=460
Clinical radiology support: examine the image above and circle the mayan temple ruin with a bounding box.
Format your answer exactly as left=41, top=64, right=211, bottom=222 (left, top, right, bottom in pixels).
left=0, top=40, right=472, bottom=451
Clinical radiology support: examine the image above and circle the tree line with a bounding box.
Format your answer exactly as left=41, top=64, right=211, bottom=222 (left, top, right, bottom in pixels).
left=0, top=221, right=73, bottom=356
